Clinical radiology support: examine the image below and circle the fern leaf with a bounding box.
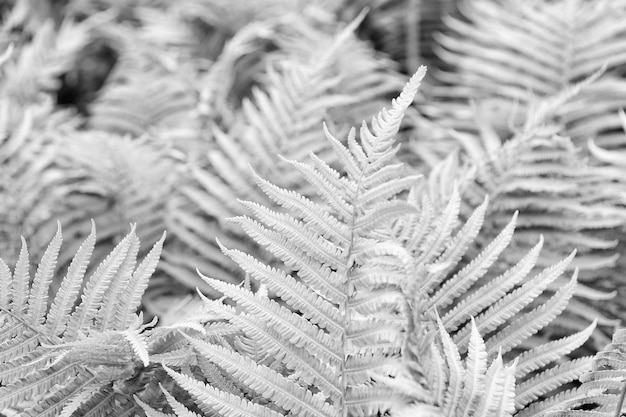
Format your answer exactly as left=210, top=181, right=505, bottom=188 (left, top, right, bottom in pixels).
left=442, top=236, right=544, bottom=332
left=404, top=195, right=435, bottom=253
left=281, top=158, right=353, bottom=220
left=115, top=231, right=166, bottom=329
left=199, top=273, right=341, bottom=364
left=95, top=228, right=140, bottom=331
left=418, top=187, right=461, bottom=266
left=515, top=320, right=597, bottom=379
left=430, top=212, right=517, bottom=309
left=427, top=196, right=489, bottom=286
left=0, top=360, right=81, bottom=410
left=218, top=243, right=342, bottom=335
left=485, top=269, right=579, bottom=356
left=0, top=222, right=165, bottom=415
left=122, top=327, right=150, bottom=367
left=252, top=170, right=351, bottom=245
left=11, top=237, right=30, bottom=316
left=163, top=366, right=284, bottom=417
left=238, top=200, right=345, bottom=267
left=26, top=222, right=62, bottom=326
left=227, top=215, right=347, bottom=304
left=453, top=250, right=576, bottom=348
left=495, top=359, right=517, bottom=417
left=66, top=227, right=135, bottom=340
left=160, top=384, right=203, bottom=417
left=0, top=259, right=10, bottom=310
left=515, top=356, right=594, bottom=410
left=24, top=371, right=96, bottom=417
left=185, top=336, right=337, bottom=417
left=457, top=318, right=487, bottom=417
left=474, top=352, right=506, bottom=417
left=345, top=384, right=402, bottom=417
left=164, top=67, right=428, bottom=417
left=46, top=221, right=96, bottom=338
left=437, top=318, right=465, bottom=416
left=213, top=298, right=340, bottom=399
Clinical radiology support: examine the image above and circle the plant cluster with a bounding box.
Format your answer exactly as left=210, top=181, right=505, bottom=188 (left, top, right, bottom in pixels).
left=2, top=0, right=626, bottom=416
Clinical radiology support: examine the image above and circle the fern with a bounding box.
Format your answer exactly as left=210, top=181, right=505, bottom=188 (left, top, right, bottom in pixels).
left=1, top=2, right=626, bottom=416
left=163, top=12, right=405, bottom=292
left=442, top=122, right=623, bottom=343
left=420, top=0, right=626, bottom=148
left=395, top=319, right=518, bottom=417
left=532, top=326, right=626, bottom=416
left=149, top=66, right=427, bottom=417
left=0, top=222, right=166, bottom=416
left=159, top=67, right=593, bottom=417
left=397, top=187, right=596, bottom=415
left=86, top=24, right=199, bottom=137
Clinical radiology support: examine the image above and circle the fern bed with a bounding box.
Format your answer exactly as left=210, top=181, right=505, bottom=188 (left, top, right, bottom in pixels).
left=2, top=0, right=626, bottom=416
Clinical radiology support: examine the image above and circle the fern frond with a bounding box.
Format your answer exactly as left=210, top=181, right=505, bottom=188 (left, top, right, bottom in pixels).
left=0, top=222, right=167, bottom=416
left=442, top=235, right=544, bottom=332
left=429, top=211, right=517, bottom=309
left=422, top=0, right=626, bottom=146
left=46, top=221, right=96, bottom=338
left=515, top=356, right=594, bottom=411
left=485, top=270, right=578, bottom=356
left=543, top=327, right=626, bottom=416
left=167, top=68, right=427, bottom=417
left=163, top=11, right=406, bottom=291
left=26, top=222, right=61, bottom=326
left=162, top=366, right=283, bottom=417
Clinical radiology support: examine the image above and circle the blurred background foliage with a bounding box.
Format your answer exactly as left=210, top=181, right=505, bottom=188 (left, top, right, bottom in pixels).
left=2, top=0, right=626, bottom=350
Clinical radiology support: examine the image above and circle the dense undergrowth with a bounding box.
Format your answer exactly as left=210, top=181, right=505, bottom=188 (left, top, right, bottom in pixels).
left=2, top=0, right=626, bottom=416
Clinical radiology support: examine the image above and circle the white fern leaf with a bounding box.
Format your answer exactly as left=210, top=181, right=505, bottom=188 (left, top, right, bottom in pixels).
left=227, top=216, right=347, bottom=303
left=515, top=356, right=594, bottom=410
left=453, top=250, right=576, bottom=348
left=430, top=212, right=517, bottom=309
left=515, top=319, right=597, bottom=379
left=418, top=187, right=461, bottom=266
left=251, top=170, right=350, bottom=245
left=198, top=273, right=341, bottom=364
left=437, top=318, right=465, bottom=416
left=427, top=196, right=488, bottom=285
left=26, top=222, right=62, bottom=326
left=66, top=228, right=135, bottom=340
left=457, top=318, right=487, bottom=417
left=217, top=242, right=342, bottom=335
left=160, top=384, right=203, bottom=417
left=474, top=351, right=506, bottom=417
left=486, top=270, right=579, bottom=356
left=95, top=228, right=140, bottom=331
left=122, top=327, right=150, bottom=367
left=115, top=231, right=166, bottom=329
left=0, top=259, right=10, bottom=310
left=442, top=236, right=544, bottom=332
left=45, top=221, right=96, bottom=338
left=495, top=359, right=516, bottom=417
left=11, top=237, right=30, bottom=316
left=185, top=336, right=337, bottom=417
